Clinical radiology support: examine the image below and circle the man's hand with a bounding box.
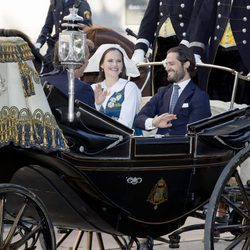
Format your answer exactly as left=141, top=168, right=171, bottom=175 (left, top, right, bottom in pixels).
left=131, top=49, right=145, bottom=64
left=152, top=113, right=177, bottom=128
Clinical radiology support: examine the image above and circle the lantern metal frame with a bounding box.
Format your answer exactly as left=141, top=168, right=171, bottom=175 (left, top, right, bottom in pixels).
left=58, top=6, right=86, bottom=122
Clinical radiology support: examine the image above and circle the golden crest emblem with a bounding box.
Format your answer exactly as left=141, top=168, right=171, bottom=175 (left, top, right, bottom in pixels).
left=83, top=10, right=91, bottom=20
left=147, top=178, right=168, bottom=210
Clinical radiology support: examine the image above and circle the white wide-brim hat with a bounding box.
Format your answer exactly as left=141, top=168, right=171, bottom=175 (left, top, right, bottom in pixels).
left=85, top=43, right=140, bottom=78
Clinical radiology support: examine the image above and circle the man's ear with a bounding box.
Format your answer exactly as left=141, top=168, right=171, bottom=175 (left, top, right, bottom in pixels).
left=184, top=61, right=190, bottom=70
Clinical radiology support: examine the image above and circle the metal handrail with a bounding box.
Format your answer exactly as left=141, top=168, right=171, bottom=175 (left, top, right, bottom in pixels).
left=137, top=61, right=250, bottom=110
left=196, top=63, right=250, bottom=82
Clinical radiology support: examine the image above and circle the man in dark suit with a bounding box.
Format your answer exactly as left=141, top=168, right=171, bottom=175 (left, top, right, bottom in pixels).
left=188, top=0, right=250, bottom=104
left=36, top=0, right=92, bottom=72
left=41, top=40, right=95, bottom=108
left=131, top=0, right=203, bottom=94
left=134, top=45, right=211, bottom=135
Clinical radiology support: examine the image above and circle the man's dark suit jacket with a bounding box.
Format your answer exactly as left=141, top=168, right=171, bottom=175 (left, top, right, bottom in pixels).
left=41, top=70, right=95, bottom=108
left=134, top=81, right=211, bottom=135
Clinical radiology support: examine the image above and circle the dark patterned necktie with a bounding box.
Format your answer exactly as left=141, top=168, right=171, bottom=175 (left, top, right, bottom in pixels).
left=169, top=84, right=180, bottom=114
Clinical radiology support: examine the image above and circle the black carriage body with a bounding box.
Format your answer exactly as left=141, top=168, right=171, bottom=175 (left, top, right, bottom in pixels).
left=1, top=87, right=250, bottom=238
left=0, top=139, right=229, bottom=238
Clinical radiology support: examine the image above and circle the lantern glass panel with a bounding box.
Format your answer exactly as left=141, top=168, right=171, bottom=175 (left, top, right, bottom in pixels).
left=73, top=33, right=85, bottom=62
left=59, top=33, right=71, bottom=62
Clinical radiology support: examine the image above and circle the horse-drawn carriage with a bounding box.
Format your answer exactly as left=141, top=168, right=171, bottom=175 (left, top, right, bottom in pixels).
left=0, top=29, right=250, bottom=250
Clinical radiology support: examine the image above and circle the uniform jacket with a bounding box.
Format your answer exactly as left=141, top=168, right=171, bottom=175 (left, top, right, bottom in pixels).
left=41, top=70, right=95, bottom=108
left=36, top=0, right=92, bottom=47
left=189, top=0, right=250, bottom=70
left=134, top=81, right=211, bottom=135
left=134, top=0, right=203, bottom=53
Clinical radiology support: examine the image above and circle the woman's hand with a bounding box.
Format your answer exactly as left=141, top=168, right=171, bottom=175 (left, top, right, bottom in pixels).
left=94, top=83, right=107, bottom=105
left=152, top=113, right=177, bottom=128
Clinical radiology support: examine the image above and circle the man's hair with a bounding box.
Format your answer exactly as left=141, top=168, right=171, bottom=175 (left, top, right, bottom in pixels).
left=167, top=45, right=196, bottom=78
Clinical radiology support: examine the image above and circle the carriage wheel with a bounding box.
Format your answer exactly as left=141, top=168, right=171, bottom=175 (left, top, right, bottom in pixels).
left=0, top=183, right=56, bottom=249
left=204, top=145, right=250, bottom=249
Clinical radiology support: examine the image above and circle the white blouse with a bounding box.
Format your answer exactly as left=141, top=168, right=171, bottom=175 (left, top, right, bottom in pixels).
left=91, top=78, right=141, bottom=128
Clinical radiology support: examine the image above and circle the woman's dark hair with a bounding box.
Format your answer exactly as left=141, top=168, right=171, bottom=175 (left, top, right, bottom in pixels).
left=97, top=47, right=126, bottom=82
left=167, top=45, right=196, bottom=78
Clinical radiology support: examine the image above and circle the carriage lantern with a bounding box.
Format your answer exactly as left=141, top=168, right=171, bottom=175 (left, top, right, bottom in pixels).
left=58, top=6, right=86, bottom=122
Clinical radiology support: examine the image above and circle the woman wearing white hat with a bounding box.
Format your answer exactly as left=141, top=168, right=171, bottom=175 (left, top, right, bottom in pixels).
left=86, top=44, right=141, bottom=129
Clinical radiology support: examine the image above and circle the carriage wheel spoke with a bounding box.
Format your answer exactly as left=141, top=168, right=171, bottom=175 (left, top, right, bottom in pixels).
left=128, top=237, right=135, bottom=249
left=221, top=195, right=249, bottom=220
left=112, top=234, right=127, bottom=249
left=234, top=170, right=250, bottom=212
left=225, top=230, right=250, bottom=250
left=215, top=224, right=250, bottom=234
left=96, top=232, right=105, bottom=250
left=118, top=235, right=129, bottom=249
left=0, top=194, right=5, bottom=247
left=86, top=231, right=93, bottom=250
left=73, top=230, right=84, bottom=250
left=242, top=236, right=250, bottom=250
left=4, top=201, right=27, bottom=247
left=56, top=229, right=73, bottom=248
left=10, top=224, right=42, bottom=250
